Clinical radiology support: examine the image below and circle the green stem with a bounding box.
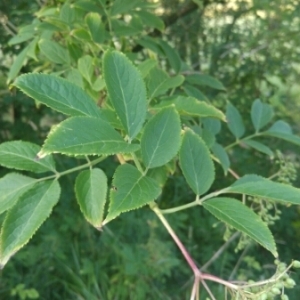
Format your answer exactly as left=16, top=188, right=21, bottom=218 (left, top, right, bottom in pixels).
left=224, top=132, right=264, bottom=151
left=160, top=188, right=229, bottom=214
left=132, top=153, right=144, bottom=174
left=160, top=199, right=199, bottom=214
left=36, top=156, right=106, bottom=182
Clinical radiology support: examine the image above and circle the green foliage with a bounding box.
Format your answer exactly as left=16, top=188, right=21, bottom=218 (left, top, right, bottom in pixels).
left=203, top=197, right=277, bottom=257
left=75, top=168, right=107, bottom=229
left=103, top=50, right=147, bottom=141
left=14, top=74, right=102, bottom=118
left=0, top=180, right=60, bottom=268
left=179, top=130, right=215, bottom=195
left=105, top=164, right=161, bottom=223
left=141, top=107, right=181, bottom=169
left=1, top=0, right=300, bottom=299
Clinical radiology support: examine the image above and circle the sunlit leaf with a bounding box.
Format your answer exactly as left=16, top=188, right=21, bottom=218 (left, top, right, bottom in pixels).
left=14, top=73, right=102, bottom=118
left=103, top=50, right=147, bottom=140
left=40, top=117, right=139, bottom=157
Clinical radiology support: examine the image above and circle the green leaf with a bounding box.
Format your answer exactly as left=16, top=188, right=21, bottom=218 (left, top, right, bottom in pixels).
left=264, top=121, right=300, bottom=147
left=179, top=130, right=215, bottom=195
left=78, top=55, right=94, bottom=84
left=85, top=12, right=107, bottom=44
left=0, top=180, right=61, bottom=268
left=226, top=102, right=245, bottom=139
left=40, top=116, right=139, bottom=157
left=110, top=0, right=141, bottom=15
left=227, top=175, right=300, bottom=205
left=147, top=67, right=184, bottom=99
left=251, top=99, right=274, bottom=132
left=138, top=59, right=157, bottom=78
left=141, top=107, right=181, bottom=169
left=74, top=1, right=104, bottom=14
left=243, top=140, right=273, bottom=157
left=174, top=96, right=226, bottom=121
left=158, top=40, right=181, bottom=73
left=186, top=74, right=226, bottom=91
left=92, top=76, right=106, bottom=92
left=103, top=50, right=147, bottom=140
left=267, top=120, right=292, bottom=134
left=67, top=68, right=84, bottom=88
left=203, top=197, right=277, bottom=257
left=75, top=168, right=107, bottom=229
left=203, top=118, right=221, bottom=135
left=14, top=73, right=101, bottom=118
left=8, top=31, right=34, bottom=45
left=111, top=19, right=141, bottom=37
left=0, top=141, right=56, bottom=173
left=7, top=45, right=29, bottom=84
left=104, top=164, right=161, bottom=223
left=39, top=39, right=70, bottom=65
left=137, top=37, right=165, bottom=56
left=183, top=84, right=208, bottom=101
left=72, top=28, right=92, bottom=42
left=147, top=166, right=169, bottom=187
left=60, top=2, right=75, bottom=24
left=211, top=143, right=230, bottom=175
left=135, top=10, right=164, bottom=31
left=0, top=173, right=37, bottom=214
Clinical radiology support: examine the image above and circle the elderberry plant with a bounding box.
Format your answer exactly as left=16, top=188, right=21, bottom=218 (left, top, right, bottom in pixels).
left=1, top=1, right=300, bottom=299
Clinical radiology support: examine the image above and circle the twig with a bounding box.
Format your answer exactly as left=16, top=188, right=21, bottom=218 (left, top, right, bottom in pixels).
left=201, top=232, right=240, bottom=271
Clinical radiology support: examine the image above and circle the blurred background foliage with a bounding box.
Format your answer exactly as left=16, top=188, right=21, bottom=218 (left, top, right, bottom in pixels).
left=0, top=0, right=300, bottom=299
